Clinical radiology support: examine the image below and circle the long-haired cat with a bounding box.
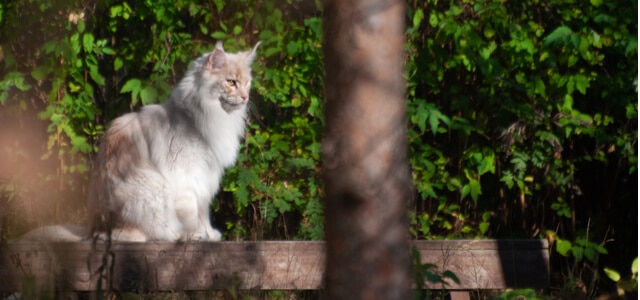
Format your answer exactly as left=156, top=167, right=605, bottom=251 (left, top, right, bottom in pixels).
left=86, top=41, right=260, bottom=241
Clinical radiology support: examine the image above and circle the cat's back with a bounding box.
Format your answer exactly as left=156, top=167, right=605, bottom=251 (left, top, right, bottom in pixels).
left=97, top=104, right=170, bottom=176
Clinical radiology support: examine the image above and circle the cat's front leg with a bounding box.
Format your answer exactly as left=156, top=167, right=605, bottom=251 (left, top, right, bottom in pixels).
left=174, top=194, right=200, bottom=235
left=191, top=203, right=221, bottom=241
left=175, top=194, right=221, bottom=241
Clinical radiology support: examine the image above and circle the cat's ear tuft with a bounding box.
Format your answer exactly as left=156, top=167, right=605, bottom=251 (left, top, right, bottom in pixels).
left=207, top=48, right=226, bottom=70
left=245, top=41, right=261, bottom=65
left=215, top=41, right=224, bottom=51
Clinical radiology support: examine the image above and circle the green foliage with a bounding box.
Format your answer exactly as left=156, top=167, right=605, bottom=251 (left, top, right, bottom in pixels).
left=405, top=0, right=636, bottom=296
left=406, top=0, right=637, bottom=240
left=411, top=246, right=460, bottom=300
left=216, top=0, right=325, bottom=240
left=2, top=1, right=106, bottom=172
left=492, top=288, right=548, bottom=300
left=1, top=0, right=325, bottom=240
left=553, top=233, right=608, bottom=262
left=604, top=257, right=638, bottom=296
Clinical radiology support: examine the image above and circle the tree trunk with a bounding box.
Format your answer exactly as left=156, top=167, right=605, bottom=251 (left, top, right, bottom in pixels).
left=322, top=0, right=411, bottom=299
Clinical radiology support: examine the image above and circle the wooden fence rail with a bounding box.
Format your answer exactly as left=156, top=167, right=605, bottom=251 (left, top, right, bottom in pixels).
left=1, top=239, right=548, bottom=294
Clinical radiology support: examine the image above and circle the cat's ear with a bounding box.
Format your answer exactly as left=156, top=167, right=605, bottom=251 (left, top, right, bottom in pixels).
left=207, top=43, right=226, bottom=70
left=215, top=41, right=224, bottom=51
left=244, top=41, right=261, bottom=65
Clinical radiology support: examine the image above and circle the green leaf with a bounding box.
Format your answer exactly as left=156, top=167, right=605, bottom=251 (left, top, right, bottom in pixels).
left=287, top=41, right=299, bottom=56
left=632, top=257, right=638, bottom=274
left=86, top=56, right=105, bottom=85
left=274, top=198, right=292, bottom=213
left=77, top=19, right=85, bottom=33
left=429, top=113, right=440, bottom=134
left=213, top=0, right=225, bottom=12
left=109, top=5, right=122, bottom=18
left=584, top=246, right=596, bottom=261
left=101, top=47, right=116, bottom=55
left=477, top=154, right=495, bottom=175
left=114, top=57, right=124, bottom=71
left=265, top=47, right=280, bottom=57
left=235, top=185, right=249, bottom=210
left=199, top=24, right=208, bottom=35
left=568, top=55, right=579, bottom=67
left=479, top=222, right=489, bottom=234
left=573, top=246, right=584, bottom=261
left=82, top=33, right=94, bottom=52
left=500, top=172, right=515, bottom=189
left=590, top=0, right=603, bottom=6
left=31, top=65, right=50, bottom=80
left=121, top=78, right=142, bottom=104
left=604, top=267, right=621, bottom=282
left=121, top=78, right=141, bottom=93
left=68, top=82, right=81, bottom=93
left=625, top=36, right=637, bottom=57
left=412, top=8, right=424, bottom=28
left=428, top=13, right=438, bottom=28
left=258, top=30, right=274, bottom=41
left=11, top=72, right=31, bottom=91
left=593, top=243, right=608, bottom=254
left=534, top=77, right=546, bottom=97
left=556, top=239, right=572, bottom=256
left=544, top=26, right=572, bottom=47
left=469, top=179, right=482, bottom=202
left=233, top=25, right=242, bottom=35
left=211, top=31, right=226, bottom=39
left=574, top=74, right=589, bottom=95
left=140, top=85, right=158, bottom=104
left=461, top=184, right=471, bottom=200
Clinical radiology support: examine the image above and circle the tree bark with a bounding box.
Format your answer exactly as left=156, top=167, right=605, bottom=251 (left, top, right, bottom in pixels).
left=322, top=0, right=412, bottom=299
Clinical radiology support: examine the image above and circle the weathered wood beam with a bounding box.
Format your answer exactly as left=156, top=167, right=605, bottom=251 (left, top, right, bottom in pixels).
left=0, top=240, right=549, bottom=293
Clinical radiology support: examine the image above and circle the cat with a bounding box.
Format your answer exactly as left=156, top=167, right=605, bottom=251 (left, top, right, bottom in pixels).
left=83, top=41, right=260, bottom=242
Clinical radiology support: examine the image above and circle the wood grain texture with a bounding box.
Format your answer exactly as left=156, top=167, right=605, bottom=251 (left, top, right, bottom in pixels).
left=0, top=240, right=548, bottom=292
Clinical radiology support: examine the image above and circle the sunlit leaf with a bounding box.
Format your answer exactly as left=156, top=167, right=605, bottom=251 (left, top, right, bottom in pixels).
left=604, top=267, right=621, bottom=282
left=556, top=239, right=572, bottom=256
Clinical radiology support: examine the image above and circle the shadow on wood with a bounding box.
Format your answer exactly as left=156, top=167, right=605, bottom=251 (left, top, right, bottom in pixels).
left=0, top=241, right=326, bottom=293
left=1, top=239, right=548, bottom=295
left=413, top=239, right=549, bottom=290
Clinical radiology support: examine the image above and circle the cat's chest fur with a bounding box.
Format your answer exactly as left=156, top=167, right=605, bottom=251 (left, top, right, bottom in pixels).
left=144, top=102, right=246, bottom=196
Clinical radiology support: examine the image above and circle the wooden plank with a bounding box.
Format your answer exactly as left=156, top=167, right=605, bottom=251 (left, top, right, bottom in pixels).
left=449, top=291, right=471, bottom=300
left=0, top=240, right=548, bottom=293
left=413, top=239, right=550, bottom=290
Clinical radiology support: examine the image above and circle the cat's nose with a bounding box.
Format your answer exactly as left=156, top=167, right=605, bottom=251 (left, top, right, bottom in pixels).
left=241, top=94, right=248, bottom=101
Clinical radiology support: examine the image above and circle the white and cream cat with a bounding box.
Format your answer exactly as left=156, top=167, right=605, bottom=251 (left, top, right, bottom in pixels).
left=19, top=41, right=260, bottom=242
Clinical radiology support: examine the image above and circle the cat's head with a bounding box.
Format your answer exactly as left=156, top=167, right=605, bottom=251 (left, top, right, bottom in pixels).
left=204, top=41, right=260, bottom=113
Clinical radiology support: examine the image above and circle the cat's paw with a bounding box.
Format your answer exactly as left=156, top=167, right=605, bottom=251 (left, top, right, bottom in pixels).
left=190, top=227, right=222, bottom=241
left=207, top=228, right=222, bottom=241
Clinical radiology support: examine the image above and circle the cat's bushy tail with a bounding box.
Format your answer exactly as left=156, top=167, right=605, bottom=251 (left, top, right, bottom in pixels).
left=18, top=224, right=87, bottom=242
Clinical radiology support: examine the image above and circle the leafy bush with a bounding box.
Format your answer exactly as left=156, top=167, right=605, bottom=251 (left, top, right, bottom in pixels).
left=404, top=0, right=637, bottom=296
left=0, top=0, right=326, bottom=240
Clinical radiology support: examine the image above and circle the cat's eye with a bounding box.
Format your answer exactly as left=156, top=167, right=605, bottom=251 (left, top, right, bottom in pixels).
left=226, top=80, right=237, bottom=87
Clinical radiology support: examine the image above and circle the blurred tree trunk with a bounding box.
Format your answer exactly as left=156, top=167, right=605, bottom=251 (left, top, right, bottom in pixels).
left=322, top=0, right=412, bottom=299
